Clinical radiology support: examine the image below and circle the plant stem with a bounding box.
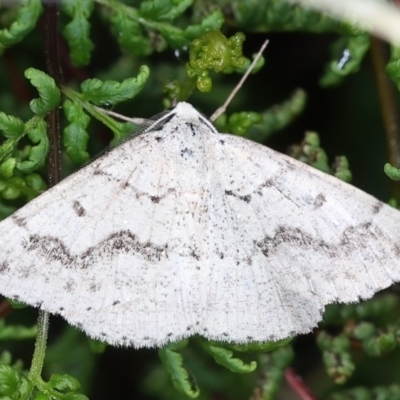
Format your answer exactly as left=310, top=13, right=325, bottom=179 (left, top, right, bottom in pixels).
left=28, top=310, right=49, bottom=383
left=28, top=1, right=63, bottom=388
left=370, top=36, right=400, bottom=200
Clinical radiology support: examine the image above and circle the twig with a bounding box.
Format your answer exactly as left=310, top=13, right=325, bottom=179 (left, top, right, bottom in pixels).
left=210, top=39, right=269, bottom=121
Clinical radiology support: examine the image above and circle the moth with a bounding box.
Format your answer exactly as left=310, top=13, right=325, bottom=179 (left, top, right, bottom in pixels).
left=0, top=102, right=398, bottom=348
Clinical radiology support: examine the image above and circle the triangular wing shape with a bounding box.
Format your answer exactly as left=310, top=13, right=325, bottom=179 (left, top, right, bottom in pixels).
left=0, top=102, right=399, bottom=347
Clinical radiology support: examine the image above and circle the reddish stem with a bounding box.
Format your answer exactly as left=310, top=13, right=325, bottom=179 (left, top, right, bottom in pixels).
left=285, top=368, right=319, bottom=400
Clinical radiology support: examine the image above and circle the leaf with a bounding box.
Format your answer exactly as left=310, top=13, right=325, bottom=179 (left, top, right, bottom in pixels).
left=24, top=69, right=61, bottom=115
left=63, top=100, right=90, bottom=164
left=201, top=341, right=256, bottom=373
left=0, top=364, right=32, bottom=400
left=61, top=0, right=95, bottom=66
left=80, top=65, right=150, bottom=106
left=257, top=346, right=295, bottom=399
left=184, top=10, right=225, bottom=39
left=0, top=320, right=37, bottom=341
left=0, top=158, right=17, bottom=179
left=233, top=0, right=339, bottom=31
left=158, top=340, right=199, bottom=398
left=17, top=119, right=50, bottom=173
left=109, top=121, right=136, bottom=144
left=384, top=163, right=400, bottom=181
left=0, top=113, right=25, bottom=139
left=317, top=332, right=355, bottom=384
left=187, top=30, right=246, bottom=92
left=324, top=294, right=400, bottom=326
left=216, top=89, right=307, bottom=143
left=228, top=337, right=292, bottom=353
left=110, top=8, right=153, bottom=56
left=6, top=299, right=26, bottom=310
left=320, top=34, right=370, bottom=87
left=0, top=0, right=43, bottom=47
left=88, top=339, right=107, bottom=354
left=139, top=0, right=192, bottom=21
left=48, top=374, right=81, bottom=392
left=0, top=173, right=46, bottom=202
left=362, top=331, right=397, bottom=356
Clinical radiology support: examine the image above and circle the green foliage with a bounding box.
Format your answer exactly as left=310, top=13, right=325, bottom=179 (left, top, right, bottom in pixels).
left=231, top=0, right=340, bottom=31
left=200, top=341, right=256, bottom=373
left=386, top=46, right=400, bottom=90
left=320, top=34, right=370, bottom=87
left=63, top=100, right=90, bottom=164
left=0, top=68, right=59, bottom=204
left=30, top=373, right=88, bottom=400
left=108, top=0, right=223, bottom=57
left=317, top=332, right=355, bottom=384
left=0, top=364, right=32, bottom=400
left=346, top=321, right=397, bottom=357
left=187, top=30, right=247, bottom=92
left=288, top=131, right=353, bottom=181
left=158, top=340, right=199, bottom=398
left=329, top=385, right=400, bottom=400
left=324, top=293, right=400, bottom=324
left=61, top=66, right=148, bottom=161
left=255, top=346, right=294, bottom=400
left=0, top=320, right=36, bottom=341
left=61, top=0, right=95, bottom=67
left=228, top=337, right=292, bottom=353
left=17, top=119, right=50, bottom=173
left=0, top=0, right=43, bottom=47
left=80, top=65, right=150, bottom=106
left=384, top=162, right=400, bottom=180
left=215, top=89, right=307, bottom=142
left=139, top=0, right=193, bottom=21
left=0, top=1, right=399, bottom=399
left=25, top=68, right=61, bottom=115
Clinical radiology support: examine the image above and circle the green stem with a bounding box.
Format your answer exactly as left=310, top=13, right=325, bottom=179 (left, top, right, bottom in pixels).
left=28, top=310, right=49, bottom=384
left=62, top=85, right=131, bottom=135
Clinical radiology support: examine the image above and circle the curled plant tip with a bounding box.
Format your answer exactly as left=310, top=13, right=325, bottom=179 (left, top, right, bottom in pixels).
left=24, top=68, right=61, bottom=115
left=80, top=65, right=150, bottom=106
left=200, top=340, right=257, bottom=373
left=187, top=30, right=246, bottom=92
left=384, top=163, right=400, bottom=181
left=0, top=0, right=43, bottom=47
left=158, top=340, right=199, bottom=398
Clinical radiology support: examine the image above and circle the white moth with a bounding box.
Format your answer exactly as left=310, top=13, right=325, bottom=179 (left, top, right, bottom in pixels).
left=0, top=102, right=399, bottom=348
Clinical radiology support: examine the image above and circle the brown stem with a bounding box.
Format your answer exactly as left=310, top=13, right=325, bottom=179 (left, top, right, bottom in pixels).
left=285, top=368, right=319, bottom=400
left=369, top=36, right=400, bottom=200
left=43, top=2, right=63, bottom=187
left=0, top=300, right=12, bottom=319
